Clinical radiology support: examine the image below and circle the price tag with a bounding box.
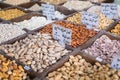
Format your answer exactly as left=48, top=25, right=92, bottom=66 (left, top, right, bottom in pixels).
left=41, top=3, right=55, bottom=20
left=101, top=3, right=118, bottom=19
left=96, top=57, right=103, bottom=62
left=111, top=55, right=120, bottom=69
left=52, top=24, right=72, bottom=47
left=81, top=11, right=99, bottom=29
left=24, top=66, right=31, bottom=70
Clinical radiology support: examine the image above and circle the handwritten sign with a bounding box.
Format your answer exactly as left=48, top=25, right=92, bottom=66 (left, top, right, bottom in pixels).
left=52, top=24, right=72, bottom=47
left=81, top=11, right=99, bottom=29
left=41, top=3, right=55, bottom=20
left=111, top=55, right=120, bottom=69
left=101, top=3, right=118, bottom=19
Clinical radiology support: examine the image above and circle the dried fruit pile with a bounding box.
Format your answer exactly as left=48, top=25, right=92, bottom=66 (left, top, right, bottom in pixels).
left=47, top=55, right=120, bottom=80
left=40, top=21, right=97, bottom=47
left=0, top=54, right=28, bottom=80
left=83, top=35, right=120, bottom=63
left=0, top=33, right=71, bottom=73
left=111, top=22, right=120, bottom=36
left=0, top=9, right=25, bottom=20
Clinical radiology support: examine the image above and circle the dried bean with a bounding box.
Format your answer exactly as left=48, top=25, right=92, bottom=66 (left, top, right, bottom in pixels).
left=0, top=23, right=25, bottom=43
left=41, top=0, right=66, bottom=5
left=66, top=12, right=114, bottom=31
left=3, top=0, right=30, bottom=5
left=0, top=9, right=25, bottom=20
left=14, top=16, right=53, bottom=30
left=0, top=33, right=71, bottom=73
left=47, top=55, right=120, bottom=80
left=111, top=22, right=120, bottom=36
left=83, top=35, right=120, bottom=63
left=63, top=1, right=93, bottom=11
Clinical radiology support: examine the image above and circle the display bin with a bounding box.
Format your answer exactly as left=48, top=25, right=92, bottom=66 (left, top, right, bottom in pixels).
left=106, top=20, right=120, bottom=38
left=10, top=12, right=46, bottom=22
left=40, top=0, right=67, bottom=6
left=61, top=1, right=94, bottom=12
left=38, top=20, right=99, bottom=50
left=64, top=11, right=117, bottom=32
left=18, top=1, right=76, bottom=19
left=0, top=6, right=31, bottom=21
left=2, top=0, right=33, bottom=6
left=0, top=32, right=74, bottom=79
left=10, top=12, right=51, bottom=33
left=79, top=30, right=120, bottom=64
left=17, top=1, right=46, bottom=12
left=0, top=49, right=39, bottom=80
left=37, top=48, right=107, bottom=80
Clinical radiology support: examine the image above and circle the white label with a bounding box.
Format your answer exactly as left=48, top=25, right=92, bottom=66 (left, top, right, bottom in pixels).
left=41, top=3, right=55, bottom=20
left=111, top=55, right=120, bottom=69
left=101, top=3, right=118, bottom=19
left=81, top=11, right=99, bottom=29
left=52, top=24, right=72, bottom=47
left=24, top=66, right=31, bottom=70
left=96, top=57, right=103, bottom=62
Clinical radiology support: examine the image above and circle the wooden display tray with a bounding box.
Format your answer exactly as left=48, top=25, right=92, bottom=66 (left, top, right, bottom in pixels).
left=61, top=1, right=95, bottom=12
left=37, top=20, right=99, bottom=50
left=80, top=30, right=120, bottom=63
left=18, top=1, right=76, bottom=17
left=106, top=20, right=120, bottom=38
left=0, top=6, right=31, bottom=21
left=18, top=1, right=45, bottom=12
left=37, top=48, right=106, bottom=80
left=10, top=12, right=48, bottom=33
left=64, top=11, right=117, bottom=31
left=0, top=32, right=74, bottom=79
left=0, top=50, right=39, bottom=80
left=40, top=0, right=67, bottom=6
left=2, top=0, right=33, bottom=6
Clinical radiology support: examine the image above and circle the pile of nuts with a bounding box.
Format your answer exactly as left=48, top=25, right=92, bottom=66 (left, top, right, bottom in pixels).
left=111, top=22, right=120, bottom=36
left=14, top=16, right=53, bottom=30
left=41, top=0, right=66, bottom=5
left=0, top=33, right=71, bottom=73
left=47, top=55, right=120, bottom=80
left=0, top=54, right=28, bottom=80
left=3, top=0, right=30, bottom=5
left=66, top=12, right=82, bottom=24
left=40, top=21, right=97, bottom=48
left=63, top=1, right=93, bottom=11
left=28, top=4, right=42, bottom=11
left=0, top=9, right=25, bottom=20
left=66, top=12, right=114, bottom=30
left=0, top=23, right=25, bottom=43
left=83, top=35, right=120, bottom=63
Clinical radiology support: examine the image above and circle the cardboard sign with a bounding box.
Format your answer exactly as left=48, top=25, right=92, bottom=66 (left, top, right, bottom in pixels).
left=111, top=55, right=120, bottom=69
left=101, top=3, right=118, bottom=19
left=41, top=3, right=55, bottom=20
left=81, top=11, right=99, bottom=29
left=52, top=24, right=72, bottom=47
